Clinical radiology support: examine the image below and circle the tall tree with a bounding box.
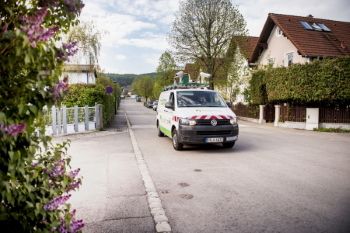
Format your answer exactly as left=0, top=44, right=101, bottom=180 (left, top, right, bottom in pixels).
left=155, top=51, right=177, bottom=87
left=168, top=0, right=248, bottom=90
left=132, top=76, right=154, bottom=102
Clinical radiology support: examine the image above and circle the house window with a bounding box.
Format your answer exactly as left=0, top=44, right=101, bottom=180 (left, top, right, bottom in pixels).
left=285, top=52, right=293, bottom=66
left=300, top=21, right=331, bottom=32
left=267, top=57, right=274, bottom=64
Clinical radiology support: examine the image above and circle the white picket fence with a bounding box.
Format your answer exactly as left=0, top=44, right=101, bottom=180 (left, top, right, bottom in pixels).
left=44, top=105, right=102, bottom=135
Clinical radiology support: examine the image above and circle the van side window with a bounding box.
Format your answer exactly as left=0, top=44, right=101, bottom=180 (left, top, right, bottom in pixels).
left=169, top=93, right=175, bottom=105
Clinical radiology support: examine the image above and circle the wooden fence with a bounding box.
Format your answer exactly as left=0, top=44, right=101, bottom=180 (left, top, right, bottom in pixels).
left=319, top=107, right=350, bottom=123
left=231, top=103, right=259, bottom=119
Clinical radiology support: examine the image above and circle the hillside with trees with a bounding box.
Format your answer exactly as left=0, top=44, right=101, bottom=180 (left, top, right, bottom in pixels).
left=103, top=73, right=157, bottom=87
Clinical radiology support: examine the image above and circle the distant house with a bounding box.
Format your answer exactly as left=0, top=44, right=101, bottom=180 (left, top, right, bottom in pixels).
left=62, top=64, right=97, bottom=84
left=249, top=13, right=350, bottom=67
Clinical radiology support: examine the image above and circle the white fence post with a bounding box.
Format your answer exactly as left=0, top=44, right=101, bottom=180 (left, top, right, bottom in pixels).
left=52, top=106, right=57, bottom=135
left=274, top=105, right=281, bottom=127
left=85, top=105, right=89, bottom=130
left=57, top=107, right=62, bottom=134
left=74, top=105, right=78, bottom=132
left=63, top=105, right=67, bottom=134
left=259, top=105, right=265, bottom=124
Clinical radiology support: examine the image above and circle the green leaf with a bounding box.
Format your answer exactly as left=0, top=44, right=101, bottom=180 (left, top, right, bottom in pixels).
left=0, top=112, right=6, bottom=123
left=29, top=105, right=38, bottom=115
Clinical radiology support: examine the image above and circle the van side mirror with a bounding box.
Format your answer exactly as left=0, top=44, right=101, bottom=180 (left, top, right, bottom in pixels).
left=165, top=102, right=174, bottom=109
left=226, top=102, right=232, bottom=108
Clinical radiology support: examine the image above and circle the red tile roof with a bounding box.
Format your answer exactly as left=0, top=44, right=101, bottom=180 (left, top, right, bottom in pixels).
left=233, top=36, right=259, bottom=59
left=250, top=13, right=350, bottom=62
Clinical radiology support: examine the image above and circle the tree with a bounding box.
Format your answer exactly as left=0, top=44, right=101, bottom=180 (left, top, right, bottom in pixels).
left=168, top=0, right=248, bottom=90
left=216, top=37, right=251, bottom=103
left=155, top=51, right=177, bottom=88
left=131, top=76, right=154, bottom=102
left=153, top=82, right=163, bottom=101
left=65, top=20, right=108, bottom=66
left=0, top=0, right=85, bottom=232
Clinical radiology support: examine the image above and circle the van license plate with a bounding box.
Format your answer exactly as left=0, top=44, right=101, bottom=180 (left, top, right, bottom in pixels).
left=206, top=137, right=223, bottom=142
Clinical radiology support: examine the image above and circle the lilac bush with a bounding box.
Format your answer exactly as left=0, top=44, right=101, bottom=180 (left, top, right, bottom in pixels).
left=0, top=0, right=85, bottom=232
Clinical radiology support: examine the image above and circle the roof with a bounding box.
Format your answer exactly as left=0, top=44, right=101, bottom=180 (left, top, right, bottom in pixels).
left=250, top=13, right=350, bottom=62
left=63, top=64, right=94, bottom=72
left=233, top=36, right=259, bottom=59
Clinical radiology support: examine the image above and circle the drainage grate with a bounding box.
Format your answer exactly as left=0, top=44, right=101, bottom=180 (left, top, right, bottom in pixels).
left=178, top=183, right=190, bottom=187
left=180, top=194, right=193, bottom=199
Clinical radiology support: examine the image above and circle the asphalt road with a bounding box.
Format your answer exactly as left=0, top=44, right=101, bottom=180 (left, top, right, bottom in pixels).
left=125, top=98, right=350, bottom=233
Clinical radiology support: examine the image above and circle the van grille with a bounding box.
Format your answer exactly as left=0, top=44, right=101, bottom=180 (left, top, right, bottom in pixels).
left=196, top=130, right=231, bottom=136
left=196, top=119, right=231, bottom=125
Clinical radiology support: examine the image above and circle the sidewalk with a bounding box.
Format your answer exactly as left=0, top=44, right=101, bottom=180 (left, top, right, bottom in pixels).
left=52, top=102, right=158, bottom=232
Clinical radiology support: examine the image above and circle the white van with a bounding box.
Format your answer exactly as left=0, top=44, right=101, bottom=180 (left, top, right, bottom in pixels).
left=157, top=87, right=239, bottom=150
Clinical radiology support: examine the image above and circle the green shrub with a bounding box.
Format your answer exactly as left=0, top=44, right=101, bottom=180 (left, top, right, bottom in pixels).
left=248, top=57, right=350, bottom=105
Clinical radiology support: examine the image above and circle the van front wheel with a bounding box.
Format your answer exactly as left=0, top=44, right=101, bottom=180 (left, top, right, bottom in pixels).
left=172, top=130, right=183, bottom=150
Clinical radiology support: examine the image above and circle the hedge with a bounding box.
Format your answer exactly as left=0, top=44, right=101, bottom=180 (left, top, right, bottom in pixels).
left=248, top=57, right=350, bottom=105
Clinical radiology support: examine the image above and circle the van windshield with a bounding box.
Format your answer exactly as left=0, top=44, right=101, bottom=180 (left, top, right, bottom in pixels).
left=176, top=91, right=227, bottom=107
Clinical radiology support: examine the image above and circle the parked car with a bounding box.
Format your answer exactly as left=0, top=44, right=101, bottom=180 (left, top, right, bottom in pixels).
left=152, top=101, right=158, bottom=111
left=145, top=101, right=153, bottom=108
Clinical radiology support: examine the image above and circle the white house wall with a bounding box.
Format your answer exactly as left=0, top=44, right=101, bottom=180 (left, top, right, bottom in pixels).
left=65, top=72, right=95, bottom=84
left=260, top=25, right=308, bottom=67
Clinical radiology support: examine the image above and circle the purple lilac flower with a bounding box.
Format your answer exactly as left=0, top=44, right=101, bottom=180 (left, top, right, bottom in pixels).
left=63, top=0, right=85, bottom=14
left=50, top=77, right=69, bottom=103
left=47, top=159, right=65, bottom=178
left=57, top=41, right=78, bottom=62
left=68, top=168, right=80, bottom=179
left=43, top=194, right=71, bottom=211
left=20, top=7, right=60, bottom=47
left=30, top=162, right=39, bottom=169
left=67, top=180, right=81, bottom=192
left=0, top=123, right=26, bottom=137
left=57, top=219, right=84, bottom=233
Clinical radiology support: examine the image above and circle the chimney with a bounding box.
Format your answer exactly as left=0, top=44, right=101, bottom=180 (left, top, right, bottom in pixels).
left=307, top=14, right=314, bottom=18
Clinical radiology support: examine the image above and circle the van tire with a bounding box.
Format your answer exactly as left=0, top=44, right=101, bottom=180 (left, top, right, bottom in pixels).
left=222, top=142, right=235, bottom=148
left=172, top=130, right=183, bottom=150
left=157, top=124, right=164, bottom=137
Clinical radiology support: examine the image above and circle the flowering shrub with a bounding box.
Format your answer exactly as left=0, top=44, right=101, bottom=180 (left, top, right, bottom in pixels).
left=0, top=0, right=85, bottom=232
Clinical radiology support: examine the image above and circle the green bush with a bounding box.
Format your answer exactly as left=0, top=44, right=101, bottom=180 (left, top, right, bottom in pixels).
left=62, top=83, right=116, bottom=126
left=248, top=57, right=350, bottom=105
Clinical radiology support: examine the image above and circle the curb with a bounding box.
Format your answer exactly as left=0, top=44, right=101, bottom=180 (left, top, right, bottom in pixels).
left=124, top=111, right=172, bottom=233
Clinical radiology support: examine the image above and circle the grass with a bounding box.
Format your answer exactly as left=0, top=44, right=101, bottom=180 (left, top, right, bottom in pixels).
left=313, top=127, right=350, bottom=133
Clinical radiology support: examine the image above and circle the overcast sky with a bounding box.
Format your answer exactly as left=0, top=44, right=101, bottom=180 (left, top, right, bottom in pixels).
left=79, top=0, right=350, bottom=74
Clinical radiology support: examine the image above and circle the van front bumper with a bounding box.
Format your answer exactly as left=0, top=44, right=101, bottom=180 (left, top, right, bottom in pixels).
left=178, top=124, right=239, bottom=144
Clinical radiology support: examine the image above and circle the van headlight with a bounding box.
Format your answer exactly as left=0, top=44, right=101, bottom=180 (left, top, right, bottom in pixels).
left=230, top=118, right=237, bottom=124
left=180, top=118, right=196, bottom=126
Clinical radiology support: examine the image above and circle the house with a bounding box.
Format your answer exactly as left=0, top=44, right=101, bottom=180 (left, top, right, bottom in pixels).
left=62, top=64, right=97, bottom=84
left=249, top=13, right=350, bottom=67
